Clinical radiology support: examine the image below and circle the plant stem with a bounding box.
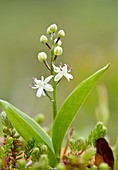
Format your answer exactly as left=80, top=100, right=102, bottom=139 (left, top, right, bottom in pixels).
left=51, top=35, right=57, bottom=120
left=52, top=74, right=57, bottom=120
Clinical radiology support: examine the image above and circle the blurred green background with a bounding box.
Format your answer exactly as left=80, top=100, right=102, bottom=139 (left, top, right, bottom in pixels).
left=0, top=0, right=118, bottom=144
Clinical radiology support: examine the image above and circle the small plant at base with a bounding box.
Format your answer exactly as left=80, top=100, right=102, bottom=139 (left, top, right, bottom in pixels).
left=0, top=112, right=23, bottom=169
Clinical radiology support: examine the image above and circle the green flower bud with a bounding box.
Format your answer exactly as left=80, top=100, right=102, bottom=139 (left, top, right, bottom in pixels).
left=7, top=136, right=13, bottom=145
left=40, top=144, right=48, bottom=153
left=81, top=146, right=96, bottom=163
left=91, top=165, right=97, bottom=170
left=50, top=23, right=57, bottom=33
left=69, top=138, right=75, bottom=149
left=58, top=29, right=65, bottom=38
left=54, top=38, right=62, bottom=46
left=54, top=46, right=63, bottom=56
left=32, top=162, right=40, bottom=170
left=102, top=126, right=107, bottom=134
left=40, top=35, right=48, bottom=44
left=17, top=159, right=26, bottom=169
left=56, top=163, right=66, bottom=170
left=3, top=127, right=10, bottom=135
left=96, top=121, right=104, bottom=128
left=99, top=163, right=109, bottom=170
left=12, top=129, right=16, bottom=136
left=40, top=154, right=48, bottom=161
left=76, top=137, right=85, bottom=151
left=31, top=147, right=40, bottom=162
left=38, top=52, right=47, bottom=62
left=34, top=113, right=45, bottom=124
left=47, top=27, right=52, bottom=34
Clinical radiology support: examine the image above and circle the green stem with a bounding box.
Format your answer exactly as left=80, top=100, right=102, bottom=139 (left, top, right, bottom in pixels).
left=52, top=75, right=57, bottom=120
left=51, top=34, right=57, bottom=120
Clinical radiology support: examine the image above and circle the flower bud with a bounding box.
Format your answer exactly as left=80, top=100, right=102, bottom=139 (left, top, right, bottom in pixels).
left=58, top=29, right=65, bottom=38
left=50, top=24, right=57, bottom=33
left=99, top=163, right=109, bottom=170
left=34, top=113, right=45, bottom=124
left=81, top=146, right=96, bottom=163
left=40, top=35, right=48, bottom=44
left=56, top=163, right=66, bottom=170
left=91, top=165, right=97, bottom=170
left=54, top=46, right=63, bottom=56
left=32, top=147, right=40, bottom=162
left=54, top=39, right=62, bottom=46
left=40, top=144, right=48, bottom=153
left=38, top=52, right=47, bottom=62
left=69, top=138, right=75, bottom=149
left=47, top=27, right=52, bottom=34
left=17, top=160, right=26, bottom=169
left=40, top=154, right=48, bottom=161
left=6, top=136, right=13, bottom=145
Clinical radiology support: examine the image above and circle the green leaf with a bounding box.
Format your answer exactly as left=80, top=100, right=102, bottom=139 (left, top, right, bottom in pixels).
left=0, top=100, right=57, bottom=166
left=114, top=138, right=118, bottom=170
left=52, top=63, right=110, bottom=158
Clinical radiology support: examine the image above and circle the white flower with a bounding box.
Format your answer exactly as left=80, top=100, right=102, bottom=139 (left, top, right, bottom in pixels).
left=32, top=75, right=53, bottom=97
left=53, top=64, right=73, bottom=82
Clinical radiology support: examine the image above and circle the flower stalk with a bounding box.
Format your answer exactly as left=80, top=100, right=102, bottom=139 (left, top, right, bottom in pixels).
left=32, top=23, right=73, bottom=120
left=51, top=34, right=57, bottom=119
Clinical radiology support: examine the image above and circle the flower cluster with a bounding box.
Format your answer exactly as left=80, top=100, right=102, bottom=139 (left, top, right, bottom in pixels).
left=31, top=23, right=73, bottom=99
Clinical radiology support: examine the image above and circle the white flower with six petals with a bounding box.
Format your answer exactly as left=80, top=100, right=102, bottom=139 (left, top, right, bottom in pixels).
left=32, top=75, right=53, bottom=97
left=53, top=64, right=73, bottom=82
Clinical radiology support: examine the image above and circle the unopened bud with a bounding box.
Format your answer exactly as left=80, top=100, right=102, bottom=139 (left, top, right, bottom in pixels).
left=18, top=159, right=26, bottom=169
left=81, top=146, right=96, bottom=163
left=47, top=27, right=52, bottom=34
left=54, top=39, right=62, bottom=46
left=58, top=30, right=65, bottom=38
left=38, top=52, right=47, bottom=62
left=50, top=24, right=57, bottom=33
left=40, top=144, right=48, bottom=153
left=34, top=113, right=45, bottom=124
left=40, top=154, right=48, bottom=161
left=69, top=138, right=75, bottom=149
left=6, top=136, right=13, bottom=145
left=40, top=35, right=48, bottom=44
left=91, top=165, right=97, bottom=170
left=54, top=46, right=63, bottom=56
left=56, top=163, right=66, bottom=170
left=99, top=163, right=109, bottom=170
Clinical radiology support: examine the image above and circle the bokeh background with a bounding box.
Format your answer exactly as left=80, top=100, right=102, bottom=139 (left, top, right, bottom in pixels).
left=0, top=0, right=118, bottom=144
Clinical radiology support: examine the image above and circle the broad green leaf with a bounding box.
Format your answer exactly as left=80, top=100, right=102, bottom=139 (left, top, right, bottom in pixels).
left=52, top=63, right=110, bottom=158
left=114, top=138, right=118, bottom=170
left=0, top=100, right=57, bottom=166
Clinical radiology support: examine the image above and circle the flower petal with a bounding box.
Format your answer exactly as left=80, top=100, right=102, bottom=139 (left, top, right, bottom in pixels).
left=54, top=73, right=63, bottom=81
left=44, top=84, right=53, bottom=92
left=44, top=75, right=53, bottom=84
left=36, top=87, right=43, bottom=97
left=34, top=78, right=43, bottom=87
left=64, top=73, right=73, bottom=81
left=52, top=64, right=60, bottom=73
left=63, top=64, right=68, bottom=72
left=31, top=86, right=38, bottom=89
